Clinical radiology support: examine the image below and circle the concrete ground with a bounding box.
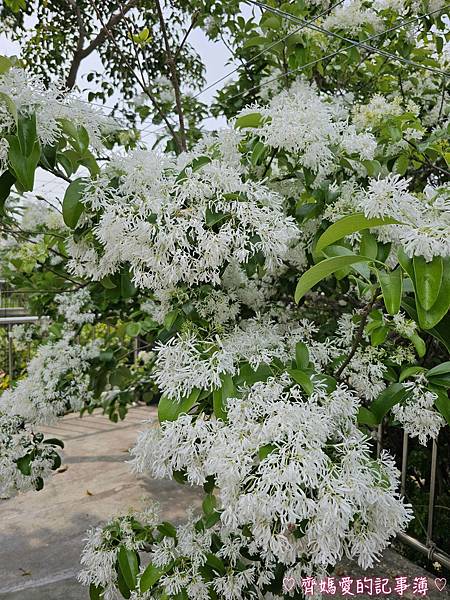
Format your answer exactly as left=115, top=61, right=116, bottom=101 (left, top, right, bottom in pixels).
left=0, top=406, right=447, bottom=600
left=0, top=405, right=201, bottom=600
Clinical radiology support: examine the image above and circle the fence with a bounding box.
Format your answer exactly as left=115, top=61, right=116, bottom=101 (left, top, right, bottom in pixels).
left=377, top=423, right=450, bottom=569
left=0, top=280, right=40, bottom=380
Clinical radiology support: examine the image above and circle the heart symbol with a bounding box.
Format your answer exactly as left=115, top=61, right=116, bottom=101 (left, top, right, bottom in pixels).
left=435, top=578, right=446, bottom=591
left=283, top=576, right=296, bottom=592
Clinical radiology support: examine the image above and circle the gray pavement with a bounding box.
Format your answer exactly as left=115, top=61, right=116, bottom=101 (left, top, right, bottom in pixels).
left=0, top=405, right=201, bottom=600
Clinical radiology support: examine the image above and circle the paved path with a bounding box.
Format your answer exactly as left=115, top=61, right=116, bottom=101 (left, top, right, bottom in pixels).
left=0, top=406, right=447, bottom=600
left=0, top=405, right=201, bottom=599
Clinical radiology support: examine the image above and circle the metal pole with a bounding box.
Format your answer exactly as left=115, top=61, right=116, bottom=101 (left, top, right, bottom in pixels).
left=426, top=439, right=438, bottom=546
left=401, top=430, right=408, bottom=497
left=397, top=532, right=450, bottom=570
left=7, top=324, right=13, bottom=381
left=376, top=422, right=383, bottom=458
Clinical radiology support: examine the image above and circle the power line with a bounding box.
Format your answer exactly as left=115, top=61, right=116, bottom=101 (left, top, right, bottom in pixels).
left=247, top=0, right=450, bottom=78
left=192, top=0, right=349, bottom=101
left=224, top=4, right=450, bottom=105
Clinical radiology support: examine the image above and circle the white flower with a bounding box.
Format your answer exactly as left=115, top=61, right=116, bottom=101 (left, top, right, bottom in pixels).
left=132, top=376, right=412, bottom=569
left=67, top=150, right=299, bottom=291
left=393, top=380, right=444, bottom=445
left=0, top=68, right=117, bottom=149
left=238, top=80, right=376, bottom=183
left=359, top=177, right=450, bottom=260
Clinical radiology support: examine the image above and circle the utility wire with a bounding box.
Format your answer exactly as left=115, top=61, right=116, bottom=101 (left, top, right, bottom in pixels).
left=247, top=0, right=450, bottom=77
left=224, top=4, right=449, bottom=105
left=192, top=0, right=349, bottom=100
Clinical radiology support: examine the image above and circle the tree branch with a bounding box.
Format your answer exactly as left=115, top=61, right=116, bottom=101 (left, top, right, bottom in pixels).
left=335, top=299, right=375, bottom=379
left=65, top=0, right=87, bottom=89
left=174, top=11, right=200, bottom=60
left=154, top=0, right=187, bottom=152
left=65, top=0, right=140, bottom=89
left=88, top=0, right=182, bottom=152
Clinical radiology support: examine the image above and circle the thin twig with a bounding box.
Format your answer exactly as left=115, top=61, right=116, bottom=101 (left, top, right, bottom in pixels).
left=89, top=0, right=182, bottom=152
left=65, top=0, right=140, bottom=89
left=174, top=11, right=200, bottom=59
left=335, top=299, right=375, bottom=378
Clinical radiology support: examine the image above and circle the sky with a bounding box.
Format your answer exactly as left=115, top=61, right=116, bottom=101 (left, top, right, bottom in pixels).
left=0, top=4, right=255, bottom=203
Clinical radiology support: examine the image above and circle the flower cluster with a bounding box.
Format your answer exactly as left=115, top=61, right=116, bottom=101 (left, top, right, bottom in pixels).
left=131, top=377, right=412, bottom=580
left=0, top=67, right=116, bottom=150
left=0, top=291, right=100, bottom=496
left=0, top=414, right=61, bottom=497
left=67, top=148, right=299, bottom=292
left=393, top=377, right=445, bottom=445
left=238, top=81, right=376, bottom=183
left=326, top=174, right=450, bottom=261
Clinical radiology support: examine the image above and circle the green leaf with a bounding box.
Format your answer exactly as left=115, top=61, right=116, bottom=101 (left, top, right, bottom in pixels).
left=117, top=567, right=131, bottom=599
left=157, top=522, right=177, bottom=538
left=126, top=322, right=141, bottom=337
left=357, top=407, right=378, bottom=426
left=251, top=141, right=266, bottom=165
left=243, top=35, right=267, bottom=48
left=78, top=126, right=90, bottom=153
left=17, top=112, right=38, bottom=157
left=434, top=389, right=450, bottom=425
left=89, top=583, right=104, bottom=600
left=413, top=255, right=443, bottom=311
left=0, top=170, right=16, bottom=209
left=262, top=15, right=281, bottom=29
left=202, top=493, right=217, bottom=515
left=0, top=55, right=12, bottom=74
left=399, top=366, right=426, bottom=382
left=235, top=112, right=262, bottom=129
left=315, top=213, right=400, bottom=253
left=402, top=298, right=450, bottom=353
left=369, top=383, right=410, bottom=424
left=377, top=268, right=402, bottom=315
left=205, top=553, right=226, bottom=575
left=7, top=135, right=40, bottom=191
left=100, top=276, right=117, bottom=289
left=397, top=248, right=414, bottom=279
left=258, top=443, right=277, bottom=460
left=140, top=563, right=170, bottom=593
left=295, top=255, right=372, bottom=302
left=409, top=333, right=426, bottom=358
left=323, top=245, right=371, bottom=280
left=295, top=341, right=309, bottom=370
left=43, top=438, right=64, bottom=448
left=414, top=257, right=450, bottom=329
left=428, top=375, right=450, bottom=388
left=62, top=178, right=86, bottom=228
left=204, top=511, right=221, bottom=528
left=362, top=159, right=382, bottom=177
left=120, top=268, right=136, bottom=298
left=287, top=369, right=314, bottom=396
left=370, top=325, right=388, bottom=347
left=394, top=154, right=409, bottom=175
left=158, top=388, right=201, bottom=423
left=117, top=546, right=138, bottom=591
left=359, top=231, right=378, bottom=259
left=213, top=373, right=234, bottom=421
left=16, top=454, right=32, bottom=476
left=427, top=361, right=450, bottom=378
left=205, top=208, right=228, bottom=227
left=163, top=309, right=179, bottom=330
